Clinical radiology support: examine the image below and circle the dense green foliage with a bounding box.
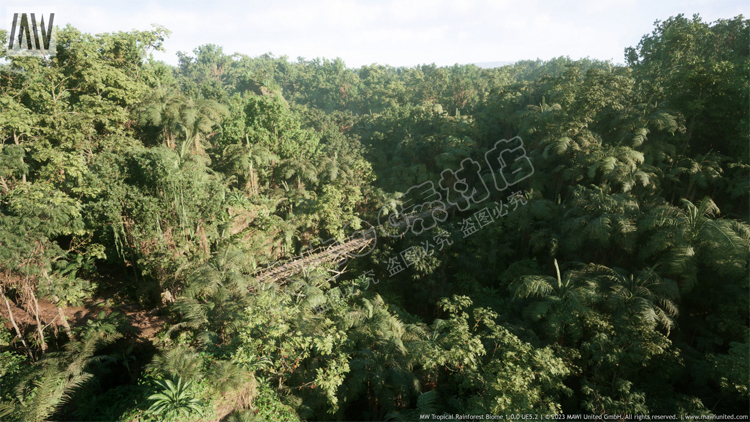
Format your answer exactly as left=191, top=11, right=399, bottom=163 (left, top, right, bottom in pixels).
left=0, top=14, right=748, bottom=421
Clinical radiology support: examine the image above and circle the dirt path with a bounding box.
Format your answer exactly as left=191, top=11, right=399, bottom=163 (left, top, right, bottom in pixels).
left=1, top=295, right=167, bottom=342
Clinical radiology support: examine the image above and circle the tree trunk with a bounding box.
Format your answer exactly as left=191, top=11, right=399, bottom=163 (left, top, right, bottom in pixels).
left=1, top=288, right=33, bottom=359
left=28, top=288, right=47, bottom=352
left=57, top=306, right=74, bottom=340
left=249, top=163, right=257, bottom=197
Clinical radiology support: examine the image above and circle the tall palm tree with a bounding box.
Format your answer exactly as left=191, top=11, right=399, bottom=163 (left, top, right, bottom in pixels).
left=560, top=185, right=641, bottom=260
left=171, top=245, right=252, bottom=345
left=318, top=151, right=358, bottom=186
left=338, top=295, right=426, bottom=420
left=137, top=80, right=184, bottom=148
left=221, top=136, right=278, bottom=195
left=319, top=152, right=341, bottom=183
left=279, top=155, right=318, bottom=190
left=271, top=216, right=300, bottom=258
left=185, top=98, right=229, bottom=154
left=139, top=85, right=227, bottom=156
left=639, top=197, right=749, bottom=293
left=176, top=97, right=228, bottom=160
left=511, top=259, right=599, bottom=344
left=594, top=265, right=679, bottom=334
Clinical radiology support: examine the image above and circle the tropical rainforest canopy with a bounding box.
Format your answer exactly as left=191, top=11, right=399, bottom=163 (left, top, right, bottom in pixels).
left=0, top=13, right=748, bottom=422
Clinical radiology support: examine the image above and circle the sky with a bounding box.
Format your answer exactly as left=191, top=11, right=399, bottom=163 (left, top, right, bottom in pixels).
left=4, top=0, right=749, bottom=68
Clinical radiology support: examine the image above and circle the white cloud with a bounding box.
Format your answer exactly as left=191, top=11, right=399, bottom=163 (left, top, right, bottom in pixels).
left=4, top=0, right=747, bottom=67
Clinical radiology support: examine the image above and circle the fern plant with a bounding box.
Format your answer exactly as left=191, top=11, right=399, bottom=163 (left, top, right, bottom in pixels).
left=4, top=322, right=121, bottom=422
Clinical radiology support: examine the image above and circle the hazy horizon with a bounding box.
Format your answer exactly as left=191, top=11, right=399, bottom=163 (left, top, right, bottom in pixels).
left=3, top=1, right=748, bottom=68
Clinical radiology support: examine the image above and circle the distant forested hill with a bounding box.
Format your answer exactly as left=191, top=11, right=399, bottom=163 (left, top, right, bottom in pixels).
left=473, top=61, right=514, bottom=68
